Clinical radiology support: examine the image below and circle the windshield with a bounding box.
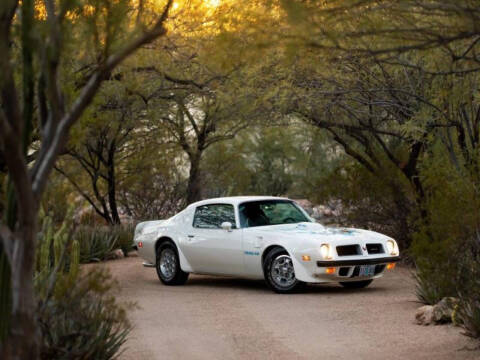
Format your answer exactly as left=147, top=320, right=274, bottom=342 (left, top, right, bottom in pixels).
left=239, top=200, right=311, bottom=228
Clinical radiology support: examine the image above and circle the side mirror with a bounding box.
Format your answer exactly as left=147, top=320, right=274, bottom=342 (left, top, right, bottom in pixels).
left=221, top=221, right=233, bottom=231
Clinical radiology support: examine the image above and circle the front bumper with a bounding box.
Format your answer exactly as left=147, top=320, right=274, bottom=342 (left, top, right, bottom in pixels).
left=292, top=254, right=400, bottom=283
left=316, top=256, right=401, bottom=267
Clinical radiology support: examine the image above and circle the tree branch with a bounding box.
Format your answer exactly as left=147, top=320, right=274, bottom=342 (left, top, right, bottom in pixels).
left=31, top=0, right=174, bottom=200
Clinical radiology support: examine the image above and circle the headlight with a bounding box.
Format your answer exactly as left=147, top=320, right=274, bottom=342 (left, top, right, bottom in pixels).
left=386, top=240, right=399, bottom=256
left=320, top=244, right=333, bottom=259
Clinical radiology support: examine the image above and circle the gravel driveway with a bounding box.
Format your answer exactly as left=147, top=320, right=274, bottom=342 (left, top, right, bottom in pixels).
left=104, top=256, right=479, bottom=360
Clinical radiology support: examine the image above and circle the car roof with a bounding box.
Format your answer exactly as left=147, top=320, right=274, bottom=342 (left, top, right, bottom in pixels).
left=186, top=196, right=291, bottom=208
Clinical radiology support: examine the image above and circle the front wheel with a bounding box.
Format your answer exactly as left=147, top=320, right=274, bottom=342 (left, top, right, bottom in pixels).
left=339, top=279, right=373, bottom=289
left=156, top=242, right=189, bottom=285
left=264, top=248, right=305, bottom=294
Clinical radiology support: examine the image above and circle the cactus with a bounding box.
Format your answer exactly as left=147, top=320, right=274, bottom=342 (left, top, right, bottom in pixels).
left=36, top=205, right=77, bottom=280
left=69, top=240, right=80, bottom=281
left=39, top=216, right=53, bottom=272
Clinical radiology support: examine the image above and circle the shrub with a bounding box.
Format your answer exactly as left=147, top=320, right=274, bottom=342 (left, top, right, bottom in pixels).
left=36, top=210, right=132, bottom=359
left=456, top=237, right=480, bottom=338
left=411, top=144, right=480, bottom=339
left=112, top=224, right=135, bottom=256
left=74, top=226, right=118, bottom=263
left=37, top=268, right=132, bottom=360
left=411, top=146, right=480, bottom=304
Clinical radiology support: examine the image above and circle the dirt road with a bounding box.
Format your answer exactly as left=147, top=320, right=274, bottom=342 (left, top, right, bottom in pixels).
left=104, top=256, right=479, bottom=360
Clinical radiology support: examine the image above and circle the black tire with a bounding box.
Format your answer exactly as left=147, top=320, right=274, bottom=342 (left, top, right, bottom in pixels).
left=156, top=242, right=189, bottom=285
left=263, top=247, right=305, bottom=294
left=339, top=279, right=373, bottom=289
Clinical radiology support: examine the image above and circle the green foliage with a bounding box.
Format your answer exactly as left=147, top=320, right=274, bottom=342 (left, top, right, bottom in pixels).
left=111, top=225, right=135, bottom=257
left=202, top=125, right=335, bottom=199
left=73, top=225, right=134, bottom=262
left=456, top=240, right=480, bottom=339
left=74, top=226, right=119, bottom=263
left=410, top=139, right=480, bottom=338
left=36, top=207, right=78, bottom=285
left=35, top=210, right=131, bottom=359
left=37, top=267, right=132, bottom=360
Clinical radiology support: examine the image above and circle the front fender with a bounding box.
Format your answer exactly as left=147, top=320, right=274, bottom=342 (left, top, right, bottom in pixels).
left=260, top=239, right=320, bottom=283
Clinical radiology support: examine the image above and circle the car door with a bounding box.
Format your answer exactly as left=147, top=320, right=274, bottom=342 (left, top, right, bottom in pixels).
left=180, top=203, right=244, bottom=275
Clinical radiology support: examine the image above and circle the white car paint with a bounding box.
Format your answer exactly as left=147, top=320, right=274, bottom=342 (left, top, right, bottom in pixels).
left=134, top=196, right=400, bottom=283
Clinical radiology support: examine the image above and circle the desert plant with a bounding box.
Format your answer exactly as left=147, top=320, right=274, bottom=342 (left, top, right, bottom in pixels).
left=37, top=268, right=132, bottom=360
left=35, top=208, right=132, bottom=359
left=112, top=225, right=135, bottom=257
left=455, top=236, right=480, bottom=339
left=74, top=226, right=119, bottom=263
left=36, top=207, right=79, bottom=285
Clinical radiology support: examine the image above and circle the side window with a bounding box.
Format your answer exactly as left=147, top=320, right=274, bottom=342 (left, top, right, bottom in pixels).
left=193, top=204, right=236, bottom=229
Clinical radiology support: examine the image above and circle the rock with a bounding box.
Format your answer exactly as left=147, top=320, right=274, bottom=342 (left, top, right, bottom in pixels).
left=415, top=298, right=459, bottom=326
left=432, top=297, right=459, bottom=323
left=415, top=305, right=434, bottom=325
left=112, top=249, right=125, bottom=259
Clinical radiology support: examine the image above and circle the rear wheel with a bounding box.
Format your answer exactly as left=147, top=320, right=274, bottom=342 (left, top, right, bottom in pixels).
left=339, top=279, right=373, bottom=289
left=264, top=248, right=305, bottom=294
left=156, top=242, right=189, bottom=285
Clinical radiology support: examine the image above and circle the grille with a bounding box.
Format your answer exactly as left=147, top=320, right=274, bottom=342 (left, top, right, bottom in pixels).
left=366, top=243, right=384, bottom=254
left=336, top=245, right=361, bottom=256
left=338, top=267, right=350, bottom=276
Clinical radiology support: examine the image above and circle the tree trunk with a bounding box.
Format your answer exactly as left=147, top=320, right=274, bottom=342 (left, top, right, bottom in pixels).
left=186, top=153, right=202, bottom=204
left=0, top=245, right=11, bottom=342
left=3, top=227, right=40, bottom=360
left=107, top=142, right=121, bottom=224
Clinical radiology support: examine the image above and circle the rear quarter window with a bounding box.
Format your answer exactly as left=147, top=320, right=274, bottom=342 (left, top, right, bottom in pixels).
left=193, top=204, right=236, bottom=229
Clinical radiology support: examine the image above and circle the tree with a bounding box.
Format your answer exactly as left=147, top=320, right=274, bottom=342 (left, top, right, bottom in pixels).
left=0, top=0, right=174, bottom=358
left=279, top=0, right=480, bottom=75
left=279, top=53, right=454, bottom=243
left=55, top=83, right=140, bottom=225
left=128, top=41, right=274, bottom=203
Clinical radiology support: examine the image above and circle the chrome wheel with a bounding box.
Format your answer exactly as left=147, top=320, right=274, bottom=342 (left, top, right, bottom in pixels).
left=159, top=248, right=176, bottom=281
left=270, top=255, right=296, bottom=288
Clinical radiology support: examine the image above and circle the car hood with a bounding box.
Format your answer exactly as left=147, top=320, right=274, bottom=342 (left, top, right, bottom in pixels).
left=248, top=222, right=390, bottom=243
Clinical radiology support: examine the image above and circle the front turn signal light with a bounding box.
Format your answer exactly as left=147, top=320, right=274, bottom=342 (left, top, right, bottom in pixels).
left=302, top=255, right=311, bottom=261
left=325, top=267, right=336, bottom=274
left=386, top=263, right=396, bottom=270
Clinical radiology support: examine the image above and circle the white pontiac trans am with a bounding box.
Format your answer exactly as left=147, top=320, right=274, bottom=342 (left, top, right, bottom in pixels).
left=134, top=196, right=400, bottom=293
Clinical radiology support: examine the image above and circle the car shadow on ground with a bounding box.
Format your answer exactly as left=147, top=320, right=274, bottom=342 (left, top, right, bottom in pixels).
left=180, top=276, right=387, bottom=295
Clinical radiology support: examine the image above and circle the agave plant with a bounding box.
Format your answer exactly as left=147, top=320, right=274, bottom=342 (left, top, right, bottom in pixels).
left=73, top=226, right=119, bottom=263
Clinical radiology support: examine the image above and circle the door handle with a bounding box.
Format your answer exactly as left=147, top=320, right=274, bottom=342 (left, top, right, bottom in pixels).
left=187, top=235, right=195, bottom=238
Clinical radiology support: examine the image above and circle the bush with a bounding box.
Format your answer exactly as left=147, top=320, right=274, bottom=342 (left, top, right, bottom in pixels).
left=36, top=211, right=132, bottom=359
left=411, top=145, right=480, bottom=339
left=37, top=268, right=131, bottom=360
left=112, top=224, right=135, bottom=257
left=74, top=226, right=118, bottom=263
left=456, top=238, right=480, bottom=338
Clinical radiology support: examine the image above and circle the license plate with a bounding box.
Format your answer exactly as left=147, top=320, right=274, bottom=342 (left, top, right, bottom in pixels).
left=359, top=265, right=376, bottom=277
